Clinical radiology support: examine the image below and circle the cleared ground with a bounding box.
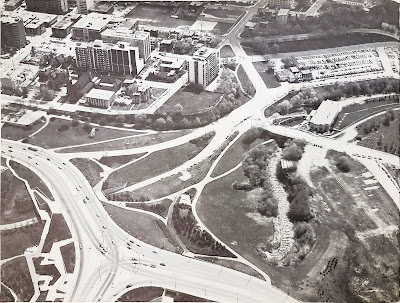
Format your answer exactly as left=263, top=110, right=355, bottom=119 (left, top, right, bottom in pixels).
left=1, top=120, right=45, bottom=141
left=103, top=203, right=180, bottom=252
left=127, top=4, right=195, bottom=27
left=29, top=118, right=140, bottom=149
left=253, top=62, right=281, bottom=88
left=1, top=169, right=36, bottom=225
left=59, top=130, right=191, bottom=153
left=70, top=158, right=103, bottom=187
left=156, top=85, right=222, bottom=115
left=213, top=22, right=234, bottom=35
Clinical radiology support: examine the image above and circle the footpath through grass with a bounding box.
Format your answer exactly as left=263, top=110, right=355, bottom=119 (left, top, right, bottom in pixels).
left=1, top=119, right=45, bottom=141
left=70, top=158, right=103, bottom=187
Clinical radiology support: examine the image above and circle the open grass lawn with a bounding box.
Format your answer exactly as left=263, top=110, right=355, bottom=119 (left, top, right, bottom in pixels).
left=29, top=118, right=140, bottom=149
left=1, top=120, right=45, bottom=141
left=117, top=287, right=164, bottom=302
left=334, top=99, right=398, bottom=130
left=33, top=258, right=61, bottom=286
left=42, top=214, right=72, bottom=253
left=220, top=45, right=235, bottom=58
left=156, top=85, right=222, bottom=115
left=237, top=65, right=255, bottom=97
left=10, top=161, right=54, bottom=200
left=197, top=167, right=275, bottom=265
left=99, top=153, right=147, bottom=169
left=203, top=8, right=243, bottom=19
left=127, top=4, right=194, bottom=27
left=105, top=138, right=208, bottom=190
left=60, top=242, right=76, bottom=274
left=59, top=130, right=191, bottom=153
left=253, top=62, right=281, bottom=88
left=103, top=203, right=180, bottom=252
left=357, top=117, right=399, bottom=155
left=213, top=22, right=234, bottom=35
left=1, top=257, right=35, bottom=302
left=126, top=199, right=172, bottom=218
left=1, top=223, right=43, bottom=259
left=70, top=158, right=103, bottom=187
left=164, top=289, right=207, bottom=302
left=1, top=169, right=36, bottom=225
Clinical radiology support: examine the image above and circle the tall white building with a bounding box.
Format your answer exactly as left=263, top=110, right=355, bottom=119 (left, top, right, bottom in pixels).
left=75, top=40, right=143, bottom=76
left=187, top=47, right=220, bottom=88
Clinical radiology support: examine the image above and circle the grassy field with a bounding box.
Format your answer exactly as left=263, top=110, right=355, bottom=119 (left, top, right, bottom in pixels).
left=117, top=287, right=163, bottom=302
left=0, top=283, right=14, bottom=302
left=127, top=4, right=194, bottom=27
left=220, top=45, right=235, bottom=58
left=29, top=118, right=140, bottom=149
left=213, top=22, right=234, bottom=35
left=1, top=223, right=43, bottom=259
left=357, top=116, right=399, bottom=155
left=156, top=85, right=222, bottom=115
left=1, top=257, right=35, bottom=302
left=103, top=203, right=180, bottom=252
left=60, top=242, right=75, bottom=274
left=237, top=65, right=255, bottom=97
left=104, top=138, right=209, bottom=190
left=70, top=158, right=103, bottom=187
left=334, top=99, right=398, bottom=130
left=42, top=214, right=72, bottom=253
left=33, top=258, right=61, bottom=286
left=197, top=167, right=274, bottom=264
left=59, top=130, right=191, bottom=153
left=1, top=120, right=45, bottom=141
left=1, top=169, right=36, bottom=225
left=253, top=62, right=281, bottom=88
left=99, top=153, right=147, bottom=169
left=126, top=199, right=172, bottom=218
left=10, top=161, right=54, bottom=200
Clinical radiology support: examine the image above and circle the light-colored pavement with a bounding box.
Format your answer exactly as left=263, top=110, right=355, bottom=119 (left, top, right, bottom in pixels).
left=0, top=217, right=39, bottom=231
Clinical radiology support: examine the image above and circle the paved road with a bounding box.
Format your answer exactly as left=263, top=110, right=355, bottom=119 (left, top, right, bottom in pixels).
left=2, top=140, right=299, bottom=303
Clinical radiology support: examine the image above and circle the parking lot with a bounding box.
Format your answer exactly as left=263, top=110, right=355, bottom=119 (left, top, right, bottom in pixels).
left=295, top=48, right=384, bottom=80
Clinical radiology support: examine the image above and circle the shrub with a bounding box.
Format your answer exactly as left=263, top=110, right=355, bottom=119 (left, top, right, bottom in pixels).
left=57, top=124, right=70, bottom=132
left=257, top=194, right=278, bottom=217
left=336, top=156, right=351, bottom=173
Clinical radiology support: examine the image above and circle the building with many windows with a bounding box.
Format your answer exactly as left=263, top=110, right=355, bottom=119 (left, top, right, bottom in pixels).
left=75, top=40, right=143, bottom=76
left=1, top=16, right=26, bottom=49
left=26, top=0, right=68, bottom=14
left=76, top=0, right=94, bottom=14
left=187, top=47, right=219, bottom=88
left=52, top=13, right=81, bottom=38
left=276, top=9, right=290, bottom=24
left=269, top=0, right=290, bottom=9
left=309, top=100, right=341, bottom=133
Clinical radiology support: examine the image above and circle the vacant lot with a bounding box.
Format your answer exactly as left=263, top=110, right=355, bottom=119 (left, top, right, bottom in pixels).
left=357, top=116, right=399, bottom=155
left=10, top=161, right=54, bottom=200
left=70, top=158, right=103, bottom=187
left=29, top=118, right=140, bottom=149
left=197, top=168, right=274, bottom=264
left=220, top=45, right=235, bottom=58
left=213, top=22, right=234, bottom=35
left=104, top=137, right=211, bottom=190
left=1, top=257, right=35, bottom=302
left=334, top=99, right=398, bottom=130
left=1, top=120, right=45, bottom=141
left=1, top=169, right=36, bottom=225
left=99, top=153, right=147, bottom=169
left=253, top=62, right=281, bottom=88
left=1, top=223, right=43, bottom=259
left=103, top=203, right=180, bottom=252
left=237, top=65, right=255, bottom=97
left=127, top=4, right=194, bottom=27
left=156, top=85, right=222, bottom=115
left=60, top=242, right=76, bottom=273
left=60, top=130, right=191, bottom=153
left=42, top=214, right=72, bottom=253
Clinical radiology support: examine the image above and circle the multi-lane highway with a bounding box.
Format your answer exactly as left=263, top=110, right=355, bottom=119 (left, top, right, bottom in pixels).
left=2, top=139, right=299, bottom=303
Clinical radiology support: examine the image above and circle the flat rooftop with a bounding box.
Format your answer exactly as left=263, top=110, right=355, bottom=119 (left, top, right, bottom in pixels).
left=1, top=15, right=22, bottom=24
left=192, top=47, right=217, bottom=60
left=277, top=9, right=290, bottom=16
left=5, top=10, right=57, bottom=24
left=13, top=110, right=45, bottom=126
left=52, top=15, right=79, bottom=30
left=132, top=30, right=150, bottom=39
left=310, top=100, right=341, bottom=126
left=72, top=13, right=111, bottom=31
left=86, top=88, right=115, bottom=100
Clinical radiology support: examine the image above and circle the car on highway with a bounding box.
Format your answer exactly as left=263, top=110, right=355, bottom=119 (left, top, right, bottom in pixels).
left=160, top=263, right=165, bottom=266
left=47, top=158, right=50, bottom=161
left=79, top=244, right=83, bottom=249
left=102, top=225, right=106, bottom=229
left=150, top=265, right=156, bottom=268
left=96, top=213, right=100, bottom=217
left=28, top=156, right=32, bottom=159
left=111, top=240, right=115, bottom=245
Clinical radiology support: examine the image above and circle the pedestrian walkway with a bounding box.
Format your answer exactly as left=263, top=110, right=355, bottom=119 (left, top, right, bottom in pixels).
left=0, top=217, right=39, bottom=231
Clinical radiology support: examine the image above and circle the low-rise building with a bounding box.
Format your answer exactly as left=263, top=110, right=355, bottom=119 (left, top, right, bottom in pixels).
left=159, top=56, right=186, bottom=73
left=85, top=88, right=115, bottom=108
left=90, top=2, right=114, bottom=14
left=309, top=100, right=341, bottom=132
left=5, top=0, right=23, bottom=11
left=52, top=13, right=80, bottom=38
left=71, top=13, right=111, bottom=41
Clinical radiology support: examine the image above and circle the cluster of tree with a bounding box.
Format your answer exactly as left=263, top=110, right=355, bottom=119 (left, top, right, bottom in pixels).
left=189, top=131, right=215, bottom=150
left=290, top=221, right=316, bottom=261
left=257, top=190, right=278, bottom=217
left=336, top=155, right=351, bottom=173
left=127, top=202, right=166, bottom=217
left=147, top=69, right=186, bottom=83
left=241, top=127, right=271, bottom=145
left=38, top=69, right=69, bottom=92
left=281, top=139, right=306, bottom=161
left=107, top=192, right=149, bottom=202
left=35, top=84, right=55, bottom=101
left=281, top=56, right=298, bottom=69
left=242, top=144, right=275, bottom=187
left=277, top=79, right=399, bottom=115
left=244, top=1, right=398, bottom=38
left=277, top=169, right=313, bottom=223
left=172, top=204, right=231, bottom=256
left=57, top=124, right=70, bottom=132
left=38, top=53, right=76, bottom=70
left=241, top=38, right=280, bottom=54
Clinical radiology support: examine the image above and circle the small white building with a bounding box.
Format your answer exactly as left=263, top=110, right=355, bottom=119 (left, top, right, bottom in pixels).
left=85, top=88, right=115, bottom=108
left=309, top=100, right=341, bottom=133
